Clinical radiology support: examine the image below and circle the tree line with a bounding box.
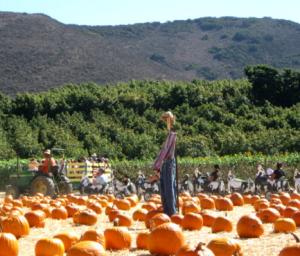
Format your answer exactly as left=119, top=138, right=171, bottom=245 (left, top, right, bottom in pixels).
left=1, top=64, right=300, bottom=160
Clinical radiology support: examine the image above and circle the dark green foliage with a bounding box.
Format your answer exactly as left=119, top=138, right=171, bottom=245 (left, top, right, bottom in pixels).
left=233, top=30, right=250, bottom=41
left=221, top=33, right=229, bottom=39
left=201, top=34, right=210, bottom=40
left=185, top=64, right=198, bottom=71
left=264, top=33, right=274, bottom=42
left=197, top=67, right=220, bottom=80
left=150, top=53, right=165, bottom=62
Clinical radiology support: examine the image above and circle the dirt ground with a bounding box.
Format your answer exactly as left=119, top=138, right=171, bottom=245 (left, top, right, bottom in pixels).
left=1, top=192, right=300, bottom=256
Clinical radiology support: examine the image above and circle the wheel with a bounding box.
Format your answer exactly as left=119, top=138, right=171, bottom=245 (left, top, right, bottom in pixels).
left=30, top=176, right=55, bottom=198
left=144, top=192, right=152, bottom=202
left=6, top=185, right=20, bottom=199
left=115, top=192, right=125, bottom=199
left=265, top=190, right=273, bottom=201
left=59, top=177, right=73, bottom=195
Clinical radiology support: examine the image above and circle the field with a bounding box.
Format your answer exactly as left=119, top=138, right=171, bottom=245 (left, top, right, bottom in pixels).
left=1, top=192, right=300, bottom=256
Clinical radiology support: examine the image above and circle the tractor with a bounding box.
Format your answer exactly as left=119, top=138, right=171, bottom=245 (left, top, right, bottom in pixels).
left=5, top=148, right=73, bottom=199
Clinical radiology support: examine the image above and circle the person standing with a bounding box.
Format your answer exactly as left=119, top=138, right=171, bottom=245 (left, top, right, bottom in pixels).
left=40, top=149, right=56, bottom=173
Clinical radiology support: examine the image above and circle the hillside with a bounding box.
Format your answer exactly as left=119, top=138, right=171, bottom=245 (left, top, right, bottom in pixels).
left=1, top=12, right=300, bottom=96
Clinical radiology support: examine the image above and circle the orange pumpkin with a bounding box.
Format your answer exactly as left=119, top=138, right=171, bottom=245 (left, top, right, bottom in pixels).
left=31, top=203, right=48, bottom=211
left=274, top=218, right=296, bottom=233
left=199, top=211, right=216, bottom=227
left=149, top=213, right=171, bottom=230
left=291, top=211, right=300, bottom=226
left=291, top=192, right=300, bottom=201
left=147, top=223, right=184, bottom=255
left=80, top=229, right=106, bottom=250
left=105, top=205, right=117, bottom=215
left=88, top=203, right=103, bottom=215
left=104, top=219, right=132, bottom=250
left=171, top=214, right=184, bottom=226
left=41, top=206, right=53, bottom=218
left=132, top=209, right=148, bottom=221
left=107, top=194, right=115, bottom=202
left=207, top=237, right=243, bottom=256
left=270, top=204, right=285, bottom=216
left=270, top=198, right=282, bottom=205
left=201, top=198, right=215, bottom=209
left=1, top=210, right=30, bottom=239
left=142, top=202, right=157, bottom=211
left=176, top=242, right=214, bottom=256
left=78, top=209, right=98, bottom=226
left=197, top=193, right=209, bottom=201
left=242, top=194, right=252, bottom=204
left=35, top=238, right=64, bottom=256
left=24, top=210, right=46, bottom=228
left=237, top=215, right=264, bottom=238
left=182, top=202, right=200, bottom=215
left=77, top=197, right=88, bottom=206
left=115, top=199, right=131, bottom=211
left=66, top=241, right=105, bottom=256
left=108, top=210, right=122, bottom=222
left=52, top=206, right=68, bottom=220
left=230, top=193, right=244, bottom=206
left=259, top=208, right=280, bottom=223
left=0, top=233, right=19, bottom=256
left=145, top=209, right=164, bottom=229
left=65, top=203, right=79, bottom=218
left=136, top=230, right=151, bottom=250
left=253, top=199, right=268, bottom=211
left=250, top=195, right=260, bottom=205
left=4, top=195, right=13, bottom=204
left=286, top=199, right=300, bottom=209
left=278, top=232, right=300, bottom=256
left=53, top=232, right=80, bottom=252
left=97, top=199, right=108, bottom=208
left=211, top=215, right=233, bottom=233
left=181, top=213, right=203, bottom=230
left=279, top=193, right=291, bottom=205
left=113, top=213, right=132, bottom=227
left=216, top=198, right=234, bottom=211
left=283, top=207, right=298, bottom=218
left=11, top=200, right=23, bottom=209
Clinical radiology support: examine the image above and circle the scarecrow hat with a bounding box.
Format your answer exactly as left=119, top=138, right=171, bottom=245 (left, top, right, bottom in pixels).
left=42, top=149, right=51, bottom=157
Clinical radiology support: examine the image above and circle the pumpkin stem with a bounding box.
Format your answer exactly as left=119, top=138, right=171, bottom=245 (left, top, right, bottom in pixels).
left=234, top=251, right=240, bottom=256
left=196, top=242, right=206, bottom=250
left=113, top=218, right=119, bottom=227
left=288, top=231, right=300, bottom=243
left=225, top=212, right=228, bottom=217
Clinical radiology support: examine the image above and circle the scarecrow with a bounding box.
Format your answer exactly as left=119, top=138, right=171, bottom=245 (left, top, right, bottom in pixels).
left=152, top=111, right=178, bottom=216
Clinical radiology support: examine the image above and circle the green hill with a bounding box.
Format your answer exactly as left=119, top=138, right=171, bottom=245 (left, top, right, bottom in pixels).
left=1, top=12, right=300, bottom=96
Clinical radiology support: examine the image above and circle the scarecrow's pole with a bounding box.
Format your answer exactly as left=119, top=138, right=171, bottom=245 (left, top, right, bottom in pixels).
left=174, top=119, right=180, bottom=213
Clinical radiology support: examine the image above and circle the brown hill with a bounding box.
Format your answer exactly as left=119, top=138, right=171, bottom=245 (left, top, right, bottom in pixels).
left=1, top=12, right=300, bottom=96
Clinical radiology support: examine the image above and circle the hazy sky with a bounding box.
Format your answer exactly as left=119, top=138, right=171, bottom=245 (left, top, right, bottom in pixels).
left=1, top=0, right=299, bottom=26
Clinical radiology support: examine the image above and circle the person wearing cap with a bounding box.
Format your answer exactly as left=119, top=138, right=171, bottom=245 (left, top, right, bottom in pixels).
left=121, top=175, right=130, bottom=186
left=179, top=174, right=190, bottom=185
left=40, top=149, right=56, bottom=173
left=208, top=164, right=222, bottom=182
left=93, top=168, right=108, bottom=186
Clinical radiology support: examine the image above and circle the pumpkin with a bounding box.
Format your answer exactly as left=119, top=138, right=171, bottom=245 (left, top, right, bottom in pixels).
left=147, top=222, right=184, bottom=255
left=279, top=193, right=291, bottom=205
left=291, top=211, right=300, bottom=226
left=171, top=214, right=184, bottom=226
left=10, top=207, right=23, bottom=215
left=113, top=213, right=132, bottom=227
left=104, top=219, right=132, bottom=250
left=279, top=232, right=300, bottom=256
left=24, top=210, right=46, bottom=228
left=126, top=195, right=138, bottom=207
left=115, top=199, right=131, bottom=211
left=271, top=194, right=280, bottom=199
left=199, top=211, right=216, bottom=227
left=78, top=209, right=98, bottom=225
left=216, top=198, right=234, bottom=211
left=142, top=202, right=157, bottom=211
left=105, top=205, right=117, bottom=216
left=291, top=192, right=300, bottom=201
left=274, top=218, right=296, bottom=233
left=107, top=194, right=115, bottom=202
left=41, top=206, right=53, bottom=218
left=259, top=208, right=280, bottom=223
left=270, top=204, right=285, bottom=216
left=66, top=241, right=105, bottom=256
left=31, top=203, right=48, bottom=211
left=270, top=198, right=282, bottom=205
left=11, top=200, right=23, bottom=208
left=35, top=193, right=44, bottom=199
left=242, top=194, right=252, bottom=204
left=149, top=213, right=171, bottom=230
left=0, top=233, right=19, bottom=256
left=230, top=193, right=244, bottom=206
left=253, top=199, right=268, bottom=211
left=88, top=203, right=103, bottom=215
left=176, top=242, right=214, bottom=256
left=182, top=202, right=200, bottom=215
left=35, top=238, right=64, bottom=256
left=80, top=229, right=106, bottom=250
left=136, top=230, right=151, bottom=250
left=283, top=207, right=298, bottom=218
left=207, top=237, right=243, bottom=256
left=250, top=195, right=260, bottom=205
left=200, top=198, right=215, bottom=209
left=176, top=197, right=184, bottom=207
left=145, top=209, right=164, bottom=229
left=286, top=199, right=300, bottom=209
left=78, top=197, right=88, bottom=206
left=5, top=195, right=13, bottom=204
left=180, top=192, right=191, bottom=199
left=237, top=215, right=264, bottom=238
left=53, top=232, right=80, bottom=252
left=181, top=213, right=203, bottom=230
left=197, top=193, right=209, bottom=201
left=97, top=199, right=108, bottom=208
left=211, top=215, right=233, bottom=233
left=108, top=210, right=122, bottom=222
left=65, top=203, right=79, bottom=217
left=1, top=210, right=30, bottom=239
left=133, top=208, right=148, bottom=221
left=52, top=206, right=68, bottom=220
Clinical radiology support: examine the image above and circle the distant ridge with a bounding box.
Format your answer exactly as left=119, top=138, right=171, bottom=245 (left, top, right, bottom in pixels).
left=1, top=12, right=300, bottom=96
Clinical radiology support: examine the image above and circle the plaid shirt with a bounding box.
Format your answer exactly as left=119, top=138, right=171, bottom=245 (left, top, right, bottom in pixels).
left=153, top=131, right=177, bottom=170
